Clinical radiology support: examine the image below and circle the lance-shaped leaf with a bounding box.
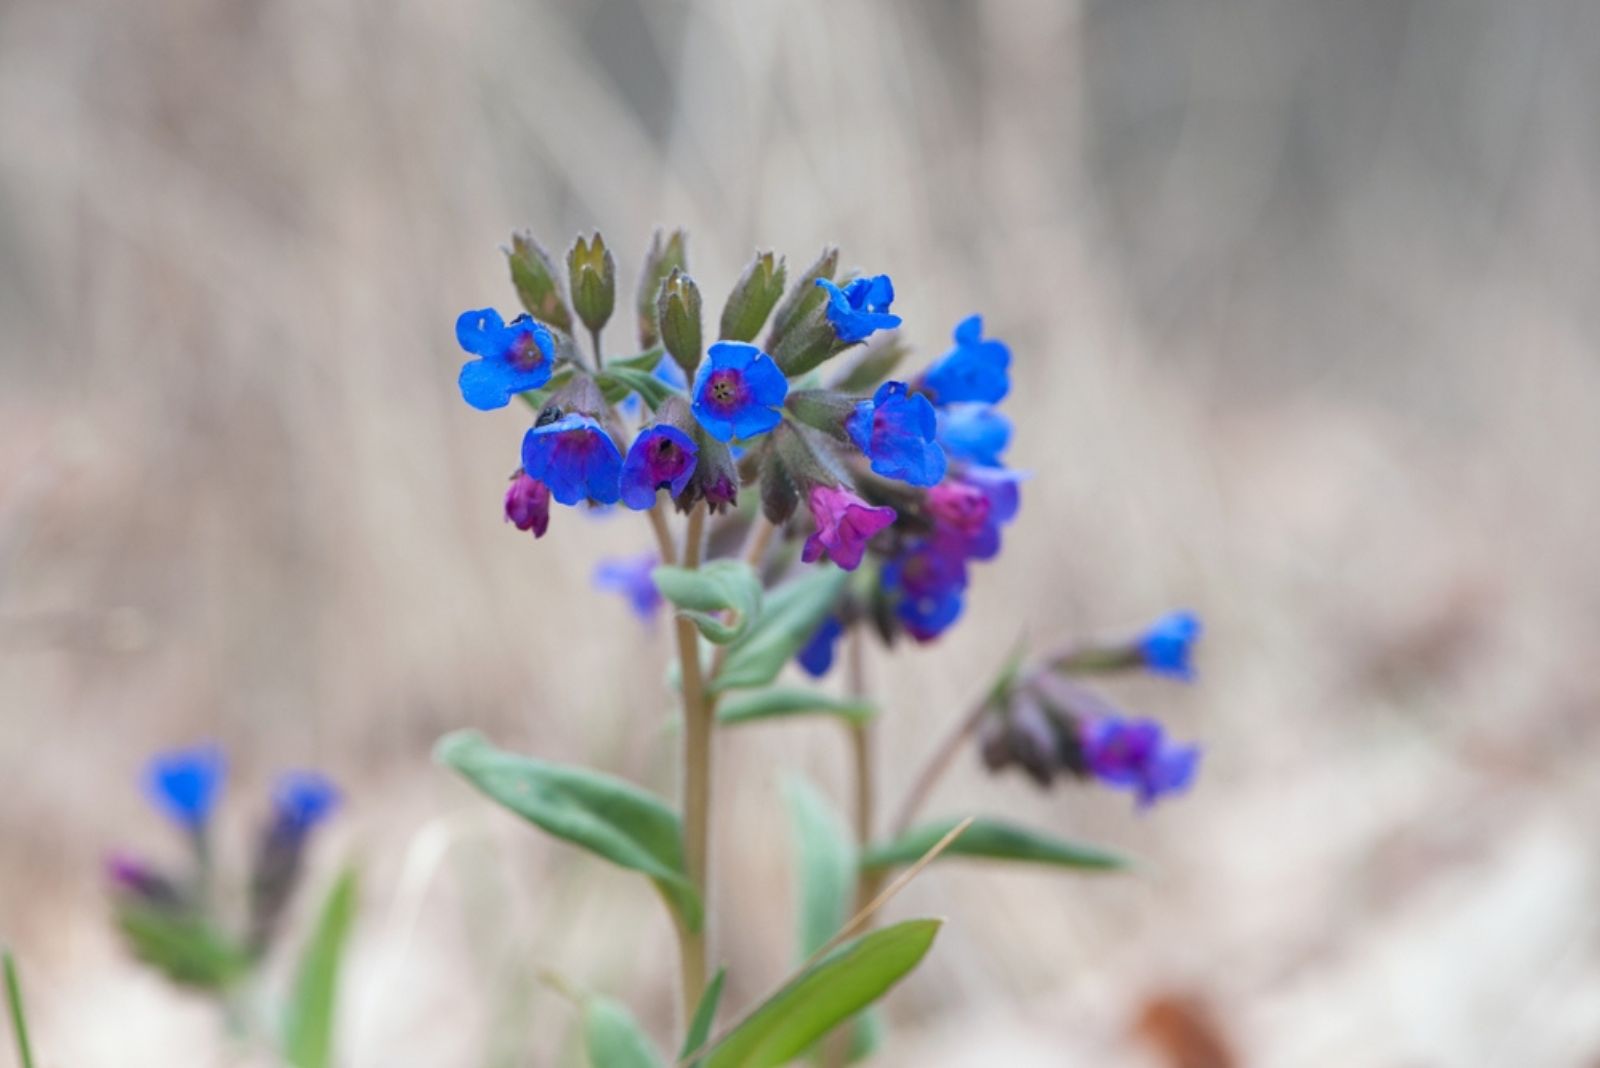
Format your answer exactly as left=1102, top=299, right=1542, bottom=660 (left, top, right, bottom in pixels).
left=284, top=867, right=359, bottom=1068
left=584, top=996, right=665, bottom=1068
left=599, top=366, right=676, bottom=411
left=114, top=907, right=252, bottom=989
left=3, top=950, right=35, bottom=1068
left=652, top=561, right=762, bottom=645
left=697, top=919, right=941, bottom=1068
left=784, top=778, right=854, bottom=959
left=679, top=967, right=727, bottom=1068
left=712, top=566, right=849, bottom=692
left=719, top=688, right=877, bottom=727
left=861, top=817, right=1129, bottom=873
left=435, top=731, right=702, bottom=930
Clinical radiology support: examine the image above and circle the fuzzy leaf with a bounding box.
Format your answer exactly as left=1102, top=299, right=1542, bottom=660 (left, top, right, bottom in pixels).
left=652, top=561, right=762, bottom=646
left=719, top=688, right=877, bottom=726
left=861, top=817, right=1129, bottom=873
left=435, top=731, right=702, bottom=930
left=712, top=567, right=849, bottom=692
left=599, top=365, right=675, bottom=410
left=584, top=996, right=664, bottom=1068
left=114, top=907, right=252, bottom=990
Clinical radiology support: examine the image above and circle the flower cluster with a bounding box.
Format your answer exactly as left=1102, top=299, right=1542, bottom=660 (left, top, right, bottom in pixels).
left=110, top=745, right=340, bottom=982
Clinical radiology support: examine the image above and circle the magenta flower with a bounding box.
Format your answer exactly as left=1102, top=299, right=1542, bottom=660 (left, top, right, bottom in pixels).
left=504, top=472, right=552, bottom=537
left=801, top=485, right=896, bottom=571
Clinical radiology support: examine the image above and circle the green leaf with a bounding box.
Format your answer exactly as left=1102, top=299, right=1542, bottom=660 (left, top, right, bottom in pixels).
left=712, top=566, right=849, bottom=693
left=653, top=562, right=762, bottom=645
left=609, top=347, right=666, bottom=373
left=283, top=866, right=359, bottom=1068
left=114, top=906, right=252, bottom=989
left=3, top=950, right=35, bottom=1068
left=679, top=966, right=727, bottom=1067
left=719, top=688, right=876, bottom=727
left=700, top=919, right=941, bottom=1068
left=435, top=731, right=702, bottom=930
left=861, top=817, right=1130, bottom=873
left=783, top=778, right=854, bottom=959
left=830, top=338, right=909, bottom=394
left=599, top=365, right=676, bottom=410
left=845, top=1008, right=884, bottom=1063
left=583, top=996, right=664, bottom=1068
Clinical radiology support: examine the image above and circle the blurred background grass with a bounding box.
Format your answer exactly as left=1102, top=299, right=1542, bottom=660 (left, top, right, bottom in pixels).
left=3, top=0, right=1599, bottom=1064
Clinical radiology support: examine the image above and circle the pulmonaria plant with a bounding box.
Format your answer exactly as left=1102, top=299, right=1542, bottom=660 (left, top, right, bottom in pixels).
left=437, top=229, right=1209, bottom=1066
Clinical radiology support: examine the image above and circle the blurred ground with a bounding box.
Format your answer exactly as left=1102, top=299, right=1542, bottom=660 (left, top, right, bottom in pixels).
left=3, top=1, right=1600, bottom=1065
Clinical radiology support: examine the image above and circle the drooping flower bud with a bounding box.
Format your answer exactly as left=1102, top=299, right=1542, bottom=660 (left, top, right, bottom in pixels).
left=106, top=853, right=185, bottom=909
left=658, top=268, right=703, bottom=378
left=504, top=471, right=552, bottom=537
left=250, top=771, right=339, bottom=950
left=720, top=250, right=787, bottom=342
left=620, top=424, right=698, bottom=510
left=766, top=245, right=838, bottom=351
left=660, top=395, right=737, bottom=515
left=567, top=232, right=617, bottom=337
left=637, top=229, right=688, bottom=349
left=505, top=231, right=574, bottom=334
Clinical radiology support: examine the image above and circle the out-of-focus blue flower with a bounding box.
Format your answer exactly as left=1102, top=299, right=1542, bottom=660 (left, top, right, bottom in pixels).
left=923, top=315, right=1010, bottom=405
left=936, top=403, right=1011, bottom=467
left=271, top=771, right=340, bottom=838
left=815, top=275, right=901, bottom=344
left=456, top=308, right=556, bottom=410
left=883, top=540, right=969, bottom=641
left=690, top=342, right=788, bottom=442
left=619, top=425, right=698, bottom=510
left=846, top=382, right=947, bottom=487
left=1080, top=717, right=1200, bottom=808
left=1138, top=611, right=1202, bottom=681
left=594, top=553, right=662, bottom=620
left=621, top=358, right=687, bottom=420
left=504, top=471, right=552, bottom=537
left=143, top=745, right=226, bottom=831
left=797, top=616, right=844, bottom=677
left=802, top=485, right=896, bottom=571
left=521, top=414, right=624, bottom=506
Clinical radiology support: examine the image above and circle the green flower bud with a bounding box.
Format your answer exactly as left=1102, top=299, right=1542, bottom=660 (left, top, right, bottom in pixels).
left=637, top=229, right=688, bottom=349
left=657, top=267, right=703, bottom=377
left=758, top=441, right=799, bottom=525
left=719, top=250, right=787, bottom=342
left=784, top=389, right=857, bottom=441
left=505, top=232, right=573, bottom=334
left=567, top=232, right=617, bottom=337
left=766, top=245, right=838, bottom=350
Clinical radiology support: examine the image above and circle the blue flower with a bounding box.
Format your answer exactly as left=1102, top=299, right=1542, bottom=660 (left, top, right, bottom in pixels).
left=619, top=425, right=698, bottom=510
left=815, top=276, right=902, bottom=344
left=271, top=771, right=340, bottom=838
left=1138, top=611, right=1201, bottom=681
left=923, top=315, right=1010, bottom=405
left=1080, top=717, right=1200, bottom=808
left=456, top=308, right=557, bottom=410
left=690, top=341, right=788, bottom=442
left=797, top=616, right=843, bottom=677
left=521, top=414, right=624, bottom=506
left=594, top=553, right=662, bottom=620
left=143, top=745, right=226, bottom=831
left=936, top=403, right=1011, bottom=467
left=846, top=382, right=947, bottom=487
left=883, top=540, right=969, bottom=642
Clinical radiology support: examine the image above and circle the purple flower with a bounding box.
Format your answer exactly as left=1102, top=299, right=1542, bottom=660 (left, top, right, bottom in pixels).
left=936, top=403, right=1011, bottom=468
left=521, top=414, right=624, bottom=506
left=1080, top=717, right=1200, bottom=808
left=801, top=485, right=896, bottom=571
left=846, top=381, right=947, bottom=487
left=797, top=616, right=844, bottom=677
left=143, top=745, right=226, bottom=831
left=456, top=308, right=557, bottom=410
left=619, top=425, right=698, bottom=510
left=815, top=276, right=902, bottom=344
left=271, top=771, right=340, bottom=838
left=926, top=481, right=991, bottom=545
left=106, top=853, right=182, bottom=906
left=504, top=472, right=552, bottom=537
left=594, top=553, right=662, bottom=619
left=691, top=342, right=789, bottom=442
left=883, top=540, right=969, bottom=641
left=1138, top=611, right=1202, bottom=681
left=955, top=467, right=1025, bottom=560
left=923, top=315, right=1010, bottom=405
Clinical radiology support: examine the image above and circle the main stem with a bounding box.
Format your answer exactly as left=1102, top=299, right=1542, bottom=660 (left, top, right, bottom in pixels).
left=673, top=504, right=712, bottom=1014
left=844, top=631, right=881, bottom=912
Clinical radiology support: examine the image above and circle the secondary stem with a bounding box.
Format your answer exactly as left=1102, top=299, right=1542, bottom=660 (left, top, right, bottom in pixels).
left=673, top=503, right=712, bottom=1014
left=888, top=701, right=989, bottom=837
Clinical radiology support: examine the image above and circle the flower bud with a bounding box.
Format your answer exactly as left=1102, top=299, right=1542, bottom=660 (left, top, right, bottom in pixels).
left=784, top=389, right=858, bottom=441
left=661, top=395, right=738, bottom=515
left=505, top=232, right=573, bottom=334
left=658, top=268, right=703, bottom=378
left=759, top=441, right=799, bottom=525
left=567, top=232, right=617, bottom=336
left=767, top=245, right=838, bottom=350
left=637, top=229, right=688, bottom=349
left=720, top=250, right=787, bottom=342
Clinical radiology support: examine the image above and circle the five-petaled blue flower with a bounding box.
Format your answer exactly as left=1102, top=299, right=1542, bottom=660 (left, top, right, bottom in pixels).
left=620, top=425, right=698, bottom=510
left=936, top=403, right=1011, bottom=468
left=846, top=381, right=947, bottom=487
left=1138, top=611, right=1201, bottom=681
left=271, top=770, right=340, bottom=838
left=815, top=276, right=902, bottom=344
left=456, top=308, right=557, bottom=411
left=593, top=553, right=662, bottom=620
left=797, top=616, right=844, bottom=677
left=923, top=315, right=1010, bottom=405
left=143, top=745, right=226, bottom=831
left=1080, top=717, right=1200, bottom=808
left=690, top=341, right=788, bottom=442
left=521, top=414, right=624, bottom=506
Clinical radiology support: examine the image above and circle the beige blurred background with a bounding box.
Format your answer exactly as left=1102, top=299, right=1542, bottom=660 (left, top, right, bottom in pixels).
left=3, top=0, right=1599, bottom=1064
